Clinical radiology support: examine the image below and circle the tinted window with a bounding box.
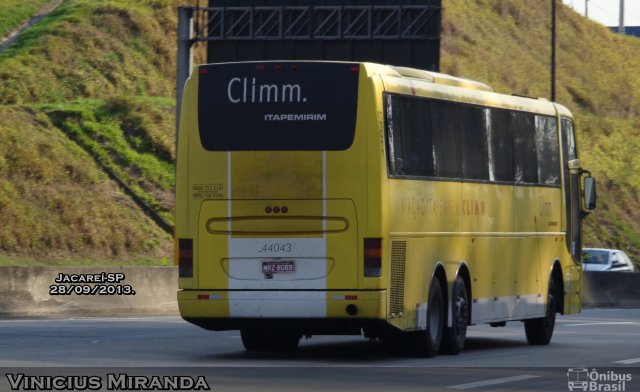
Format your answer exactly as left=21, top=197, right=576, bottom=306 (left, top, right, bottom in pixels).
left=562, top=119, right=577, bottom=161
left=429, top=100, right=463, bottom=179
left=583, top=250, right=609, bottom=265
left=197, top=62, right=359, bottom=151
left=385, top=93, right=560, bottom=186
left=487, top=109, right=515, bottom=182
left=510, top=112, right=538, bottom=183
left=461, top=108, right=489, bottom=180
left=386, top=95, right=435, bottom=176
left=386, top=95, right=490, bottom=180
left=535, top=116, right=560, bottom=185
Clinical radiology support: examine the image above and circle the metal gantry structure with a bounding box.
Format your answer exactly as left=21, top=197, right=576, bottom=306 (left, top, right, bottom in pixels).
left=194, top=5, right=439, bottom=41
left=176, top=3, right=441, bottom=133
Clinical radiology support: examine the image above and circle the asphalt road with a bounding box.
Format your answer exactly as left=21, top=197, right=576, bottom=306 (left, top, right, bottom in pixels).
left=0, top=309, right=638, bottom=391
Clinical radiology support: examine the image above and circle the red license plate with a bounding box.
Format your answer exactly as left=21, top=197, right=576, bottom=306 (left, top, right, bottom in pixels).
left=262, top=261, right=295, bottom=274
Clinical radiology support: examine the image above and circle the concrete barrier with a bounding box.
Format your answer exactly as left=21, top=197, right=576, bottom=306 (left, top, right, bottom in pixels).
left=0, top=266, right=178, bottom=317
left=0, top=267, right=638, bottom=318
left=582, top=271, right=640, bottom=308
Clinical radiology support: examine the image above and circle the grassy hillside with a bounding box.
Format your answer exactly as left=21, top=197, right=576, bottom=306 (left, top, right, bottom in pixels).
left=0, top=106, right=168, bottom=262
left=441, top=0, right=640, bottom=263
left=0, top=0, right=178, bottom=104
left=1, top=0, right=639, bottom=264
left=0, top=0, right=51, bottom=38
left=0, top=0, right=186, bottom=263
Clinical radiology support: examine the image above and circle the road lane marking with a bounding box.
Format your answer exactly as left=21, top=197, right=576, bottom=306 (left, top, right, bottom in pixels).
left=448, top=375, right=540, bottom=390
left=564, top=322, right=634, bottom=327
left=613, top=358, right=640, bottom=364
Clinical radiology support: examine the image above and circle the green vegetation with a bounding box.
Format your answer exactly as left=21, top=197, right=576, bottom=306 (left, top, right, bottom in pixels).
left=0, top=0, right=178, bottom=104
left=0, top=0, right=51, bottom=39
left=0, top=0, right=185, bottom=263
left=1, top=0, right=639, bottom=264
left=41, top=97, right=175, bottom=226
left=441, top=0, right=640, bottom=263
left=0, top=106, right=169, bottom=261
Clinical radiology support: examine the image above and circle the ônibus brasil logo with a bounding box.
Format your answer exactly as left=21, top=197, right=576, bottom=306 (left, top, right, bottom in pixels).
left=567, top=368, right=632, bottom=391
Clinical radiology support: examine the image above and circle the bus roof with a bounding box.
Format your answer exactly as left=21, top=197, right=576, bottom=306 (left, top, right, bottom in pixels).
left=361, top=62, right=572, bottom=118
left=389, top=66, right=494, bottom=92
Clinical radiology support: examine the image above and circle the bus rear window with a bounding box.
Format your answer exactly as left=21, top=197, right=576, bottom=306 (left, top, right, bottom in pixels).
left=197, top=62, right=359, bottom=151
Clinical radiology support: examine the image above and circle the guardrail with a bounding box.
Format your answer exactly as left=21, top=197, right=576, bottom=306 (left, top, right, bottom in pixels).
left=0, top=266, right=177, bottom=317
left=582, top=271, right=640, bottom=308
left=0, top=267, right=637, bottom=318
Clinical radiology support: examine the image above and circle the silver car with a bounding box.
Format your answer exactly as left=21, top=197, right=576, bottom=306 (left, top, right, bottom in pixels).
left=582, top=248, right=636, bottom=272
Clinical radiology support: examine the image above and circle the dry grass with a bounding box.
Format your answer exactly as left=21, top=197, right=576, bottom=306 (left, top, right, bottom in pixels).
left=0, top=0, right=51, bottom=39
left=0, top=0, right=186, bottom=263
left=0, top=106, right=171, bottom=261
left=0, top=0, right=181, bottom=104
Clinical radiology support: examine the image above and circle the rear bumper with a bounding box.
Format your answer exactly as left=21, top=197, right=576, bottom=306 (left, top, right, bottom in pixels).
left=178, top=289, right=387, bottom=332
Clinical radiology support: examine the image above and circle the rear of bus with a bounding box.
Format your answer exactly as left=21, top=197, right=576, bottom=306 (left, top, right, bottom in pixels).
left=175, top=62, right=390, bottom=348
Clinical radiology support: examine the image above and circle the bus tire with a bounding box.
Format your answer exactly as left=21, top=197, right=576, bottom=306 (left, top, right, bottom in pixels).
left=271, top=332, right=301, bottom=352
left=240, top=329, right=269, bottom=351
left=441, top=276, right=468, bottom=355
left=409, top=278, right=444, bottom=357
left=524, top=278, right=557, bottom=345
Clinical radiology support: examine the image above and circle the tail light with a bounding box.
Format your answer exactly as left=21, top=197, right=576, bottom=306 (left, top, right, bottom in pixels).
left=364, top=238, right=382, bottom=277
left=178, top=238, right=193, bottom=277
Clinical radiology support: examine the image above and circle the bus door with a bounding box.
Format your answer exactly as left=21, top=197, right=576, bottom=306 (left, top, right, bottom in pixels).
left=560, top=118, right=582, bottom=313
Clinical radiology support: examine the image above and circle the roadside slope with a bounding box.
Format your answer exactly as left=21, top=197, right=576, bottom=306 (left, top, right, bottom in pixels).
left=0, top=106, right=169, bottom=261
left=0, top=0, right=183, bottom=263
left=0, top=0, right=52, bottom=40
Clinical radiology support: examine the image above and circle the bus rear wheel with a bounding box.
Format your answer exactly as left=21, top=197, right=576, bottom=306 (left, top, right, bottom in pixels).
left=240, top=328, right=269, bottom=351
left=271, top=332, right=301, bottom=352
left=441, top=276, right=468, bottom=355
left=524, top=278, right=557, bottom=345
left=408, top=278, right=444, bottom=357
left=240, top=328, right=301, bottom=352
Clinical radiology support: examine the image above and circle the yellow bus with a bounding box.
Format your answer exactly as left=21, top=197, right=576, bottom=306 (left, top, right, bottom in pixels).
left=175, top=61, right=596, bottom=356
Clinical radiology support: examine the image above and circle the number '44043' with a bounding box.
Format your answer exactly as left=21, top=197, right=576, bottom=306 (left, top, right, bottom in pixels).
left=259, top=243, right=292, bottom=253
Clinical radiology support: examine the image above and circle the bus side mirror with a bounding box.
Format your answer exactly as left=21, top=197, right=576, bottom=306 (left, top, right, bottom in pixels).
left=583, top=176, right=596, bottom=211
